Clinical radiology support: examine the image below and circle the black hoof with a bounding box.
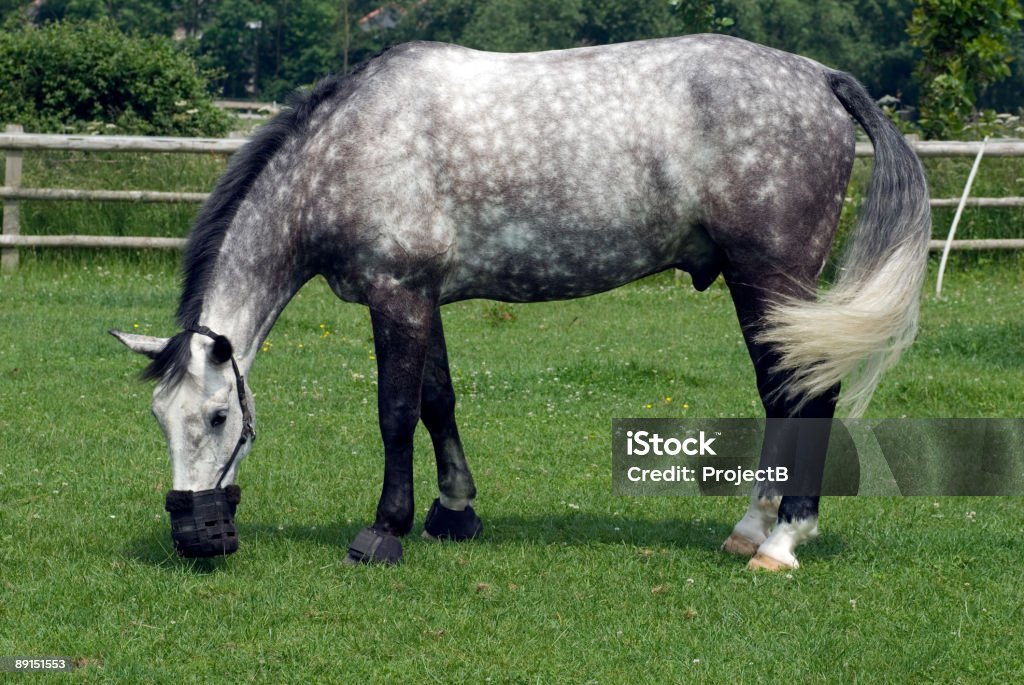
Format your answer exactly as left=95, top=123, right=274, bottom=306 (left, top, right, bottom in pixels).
left=423, top=498, right=483, bottom=541
left=345, top=527, right=402, bottom=565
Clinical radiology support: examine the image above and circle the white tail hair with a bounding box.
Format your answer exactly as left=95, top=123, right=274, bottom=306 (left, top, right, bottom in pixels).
left=756, top=71, right=931, bottom=417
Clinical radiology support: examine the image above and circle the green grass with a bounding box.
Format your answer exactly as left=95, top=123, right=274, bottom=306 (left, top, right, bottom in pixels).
left=1, top=253, right=1022, bottom=682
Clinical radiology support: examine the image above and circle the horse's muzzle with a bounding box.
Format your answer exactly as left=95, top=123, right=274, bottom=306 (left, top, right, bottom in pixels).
left=164, top=485, right=241, bottom=557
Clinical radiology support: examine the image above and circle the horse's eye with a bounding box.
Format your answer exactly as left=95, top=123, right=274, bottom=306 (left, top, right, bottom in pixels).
left=210, top=411, right=227, bottom=428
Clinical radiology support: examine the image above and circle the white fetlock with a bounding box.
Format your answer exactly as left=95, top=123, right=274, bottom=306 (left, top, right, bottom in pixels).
left=722, top=494, right=780, bottom=556
left=747, top=517, right=819, bottom=571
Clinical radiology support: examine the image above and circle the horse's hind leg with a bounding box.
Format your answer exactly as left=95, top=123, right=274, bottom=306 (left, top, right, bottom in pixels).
left=722, top=276, right=838, bottom=571
left=420, top=309, right=482, bottom=541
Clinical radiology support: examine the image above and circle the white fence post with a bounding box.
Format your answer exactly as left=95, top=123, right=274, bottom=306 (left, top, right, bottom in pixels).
left=935, top=136, right=989, bottom=297
left=2, top=123, right=23, bottom=272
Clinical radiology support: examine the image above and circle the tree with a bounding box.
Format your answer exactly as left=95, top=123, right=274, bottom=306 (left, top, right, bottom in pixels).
left=389, top=0, right=729, bottom=54
left=27, top=0, right=178, bottom=35
left=192, top=0, right=270, bottom=98
left=0, top=19, right=231, bottom=135
left=908, top=0, right=1023, bottom=138
left=195, top=0, right=381, bottom=101
left=717, top=0, right=917, bottom=103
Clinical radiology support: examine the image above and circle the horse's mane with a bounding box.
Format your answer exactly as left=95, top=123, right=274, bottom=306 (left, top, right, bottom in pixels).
left=142, top=59, right=382, bottom=383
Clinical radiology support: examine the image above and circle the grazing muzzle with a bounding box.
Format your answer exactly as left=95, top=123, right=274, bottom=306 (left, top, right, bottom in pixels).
left=165, top=485, right=241, bottom=557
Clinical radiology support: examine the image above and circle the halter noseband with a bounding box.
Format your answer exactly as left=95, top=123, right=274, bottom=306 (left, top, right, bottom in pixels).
left=188, top=326, right=256, bottom=489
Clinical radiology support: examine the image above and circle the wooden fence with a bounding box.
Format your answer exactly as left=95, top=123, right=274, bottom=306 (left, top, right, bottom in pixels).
left=2, top=125, right=1024, bottom=271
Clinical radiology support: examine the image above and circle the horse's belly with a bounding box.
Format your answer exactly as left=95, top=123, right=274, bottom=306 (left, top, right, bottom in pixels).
left=440, top=219, right=713, bottom=303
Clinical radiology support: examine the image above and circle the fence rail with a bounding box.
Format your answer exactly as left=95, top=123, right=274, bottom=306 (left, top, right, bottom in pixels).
left=0, top=132, right=245, bottom=153
left=4, top=132, right=1023, bottom=157
left=7, top=233, right=1018, bottom=252
left=0, top=234, right=185, bottom=248
left=0, top=188, right=208, bottom=203
left=2, top=129, right=1023, bottom=270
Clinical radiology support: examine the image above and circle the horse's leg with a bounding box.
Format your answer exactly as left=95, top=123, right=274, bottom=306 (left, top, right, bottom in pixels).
left=722, top=276, right=838, bottom=571
left=721, top=492, right=781, bottom=557
left=345, top=287, right=435, bottom=565
left=419, top=308, right=483, bottom=541
left=720, top=413, right=799, bottom=555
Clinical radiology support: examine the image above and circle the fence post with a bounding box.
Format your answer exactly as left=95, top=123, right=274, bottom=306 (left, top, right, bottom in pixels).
left=935, top=136, right=989, bottom=297
left=2, top=123, right=24, bottom=272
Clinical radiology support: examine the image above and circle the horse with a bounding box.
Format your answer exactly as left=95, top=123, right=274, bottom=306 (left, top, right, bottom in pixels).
left=112, top=34, right=930, bottom=570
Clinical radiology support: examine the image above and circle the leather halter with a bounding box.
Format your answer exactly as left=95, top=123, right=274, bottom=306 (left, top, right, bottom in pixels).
left=188, top=326, right=256, bottom=489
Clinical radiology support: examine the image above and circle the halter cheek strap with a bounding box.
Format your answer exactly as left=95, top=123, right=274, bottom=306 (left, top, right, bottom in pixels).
left=188, top=326, right=256, bottom=490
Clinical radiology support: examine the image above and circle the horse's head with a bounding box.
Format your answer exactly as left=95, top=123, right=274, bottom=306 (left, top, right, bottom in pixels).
left=111, top=328, right=255, bottom=557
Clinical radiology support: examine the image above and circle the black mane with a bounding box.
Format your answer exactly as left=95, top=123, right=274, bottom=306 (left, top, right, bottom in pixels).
left=178, top=73, right=350, bottom=330
left=142, top=72, right=355, bottom=383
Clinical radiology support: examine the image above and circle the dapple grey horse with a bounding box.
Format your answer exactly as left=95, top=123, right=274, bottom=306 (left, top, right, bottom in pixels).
left=113, top=34, right=930, bottom=569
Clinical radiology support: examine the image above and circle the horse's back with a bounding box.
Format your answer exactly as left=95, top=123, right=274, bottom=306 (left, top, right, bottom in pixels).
left=308, top=36, right=855, bottom=303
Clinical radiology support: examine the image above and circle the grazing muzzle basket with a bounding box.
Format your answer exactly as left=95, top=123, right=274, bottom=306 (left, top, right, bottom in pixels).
left=165, top=485, right=241, bottom=557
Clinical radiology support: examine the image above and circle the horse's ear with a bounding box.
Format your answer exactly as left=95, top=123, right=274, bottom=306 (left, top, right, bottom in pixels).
left=209, top=335, right=233, bottom=365
left=109, top=329, right=169, bottom=360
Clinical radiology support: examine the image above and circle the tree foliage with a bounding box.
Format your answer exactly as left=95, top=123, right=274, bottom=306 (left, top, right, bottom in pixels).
left=1, top=0, right=1022, bottom=137
left=718, top=0, right=918, bottom=106
left=192, top=0, right=346, bottom=101
left=393, top=0, right=727, bottom=53
left=908, top=0, right=1023, bottom=138
left=0, top=19, right=230, bottom=135
left=27, top=0, right=178, bottom=34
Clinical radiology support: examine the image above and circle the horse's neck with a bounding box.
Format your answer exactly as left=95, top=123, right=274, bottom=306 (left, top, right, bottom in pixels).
left=199, top=240, right=307, bottom=375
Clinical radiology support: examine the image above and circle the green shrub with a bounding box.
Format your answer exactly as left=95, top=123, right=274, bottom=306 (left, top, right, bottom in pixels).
left=908, top=0, right=1023, bottom=140
left=0, top=19, right=231, bottom=136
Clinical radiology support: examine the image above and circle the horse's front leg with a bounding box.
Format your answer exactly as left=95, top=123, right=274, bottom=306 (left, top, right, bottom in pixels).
left=345, top=287, right=434, bottom=565
left=419, top=308, right=482, bottom=541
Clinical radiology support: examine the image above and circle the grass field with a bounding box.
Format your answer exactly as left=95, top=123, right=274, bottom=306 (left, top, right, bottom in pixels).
left=1, top=248, right=1022, bottom=681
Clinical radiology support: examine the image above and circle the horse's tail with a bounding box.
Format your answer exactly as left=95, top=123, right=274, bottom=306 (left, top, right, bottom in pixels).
left=757, top=70, right=931, bottom=417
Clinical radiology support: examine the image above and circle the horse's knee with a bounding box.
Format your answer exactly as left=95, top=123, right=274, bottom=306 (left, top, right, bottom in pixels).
left=379, top=402, right=420, bottom=444
left=421, top=386, right=455, bottom=431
